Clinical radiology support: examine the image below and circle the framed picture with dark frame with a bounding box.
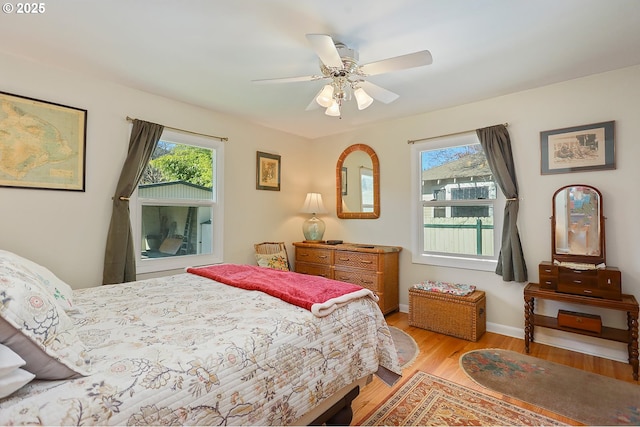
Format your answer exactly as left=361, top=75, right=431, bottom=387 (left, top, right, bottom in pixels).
left=540, top=121, right=615, bottom=175
left=256, top=151, right=281, bottom=191
left=0, top=91, right=87, bottom=191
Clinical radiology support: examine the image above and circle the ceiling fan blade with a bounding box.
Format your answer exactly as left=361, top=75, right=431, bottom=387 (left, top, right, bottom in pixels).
left=252, top=75, right=325, bottom=84
left=305, top=97, right=320, bottom=111
left=305, top=34, right=344, bottom=68
left=360, top=50, right=432, bottom=76
left=359, top=81, right=399, bottom=104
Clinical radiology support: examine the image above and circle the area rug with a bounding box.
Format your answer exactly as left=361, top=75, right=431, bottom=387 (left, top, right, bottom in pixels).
left=389, top=326, right=419, bottom=369
left=360, top=371, right=565, bottom=426
left=460, top=349, right=640, bottom=426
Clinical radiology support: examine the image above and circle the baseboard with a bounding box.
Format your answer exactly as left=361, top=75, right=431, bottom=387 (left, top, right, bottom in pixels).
left=398, top=304, right=628, bottom=363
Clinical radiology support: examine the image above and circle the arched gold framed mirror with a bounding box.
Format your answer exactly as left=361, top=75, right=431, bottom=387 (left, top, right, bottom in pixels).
left=336, top=144, right=380, bottom=219
left=552, top=184, right=605, bottom=265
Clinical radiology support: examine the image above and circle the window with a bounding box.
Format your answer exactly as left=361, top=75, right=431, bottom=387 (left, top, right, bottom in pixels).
left=410, top=132, right=502, bottom=271
left=132, top=129, right=224, bottom=274
left=360, top=167, right=374, bottom=212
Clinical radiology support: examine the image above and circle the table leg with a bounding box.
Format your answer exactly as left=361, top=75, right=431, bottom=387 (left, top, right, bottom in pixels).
left=627, top=310, right=639, bottom=381
left=524, top=295, right=534, bottom=353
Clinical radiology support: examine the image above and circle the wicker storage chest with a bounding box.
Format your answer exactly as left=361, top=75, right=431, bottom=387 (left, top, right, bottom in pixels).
left=409, top=287, right=486, bottom=341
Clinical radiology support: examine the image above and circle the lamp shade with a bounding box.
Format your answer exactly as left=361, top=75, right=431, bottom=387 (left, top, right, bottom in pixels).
left=354, top=87, right=374, bottom=110
left=300, top=193, right=327, bottom=214
left=315, top=85, right=334, bottom=108
left=325, top=101, right=341, bottom=117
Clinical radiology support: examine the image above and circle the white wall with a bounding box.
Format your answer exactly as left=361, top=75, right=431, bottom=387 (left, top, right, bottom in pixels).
left=0, top=51, right=312, bottom=287
left=311, top=65, right=640, bottom=361
left=2, top=49, right=638, bottom=362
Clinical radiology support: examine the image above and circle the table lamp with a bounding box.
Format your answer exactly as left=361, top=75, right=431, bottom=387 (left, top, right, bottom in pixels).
left=300, top=192, right=327, bottom=242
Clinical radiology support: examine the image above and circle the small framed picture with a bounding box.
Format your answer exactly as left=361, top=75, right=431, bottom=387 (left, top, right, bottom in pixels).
left=256, top=151, right=281, bottom=191
left=540, top=121, right=615, bottom=175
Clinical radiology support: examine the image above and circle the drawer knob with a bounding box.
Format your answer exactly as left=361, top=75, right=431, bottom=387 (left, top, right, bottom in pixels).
left=362, top=280, right=374, bottom=284
left=360, top=260, right=373, bottom=264
left=300, top=253, right=309, bottom=257
left=318, top=255, right=327, bottom=259
left=573, top=280, right=582, bottom=284
left=339, top=257, right=350, bottom=261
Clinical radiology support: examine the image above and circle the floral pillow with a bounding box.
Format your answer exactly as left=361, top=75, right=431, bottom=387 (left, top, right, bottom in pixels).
left=0, top=260, right=91, bottom=379
left=0, top=250, right=77, bottom=313
left=255, top=251, right=290, bottom=271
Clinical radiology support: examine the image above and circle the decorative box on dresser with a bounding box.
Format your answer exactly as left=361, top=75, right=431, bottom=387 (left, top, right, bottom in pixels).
left=293, top=242, right=401, bottom=315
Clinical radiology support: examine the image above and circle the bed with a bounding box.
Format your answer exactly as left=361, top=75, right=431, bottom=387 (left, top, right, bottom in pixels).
left=0, top=250, right=400, bottom=425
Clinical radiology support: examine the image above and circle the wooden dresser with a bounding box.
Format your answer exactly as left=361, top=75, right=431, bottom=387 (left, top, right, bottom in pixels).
left=293, top=242, right=401, bottom=314
left=538, top=261, right=622, bottom=300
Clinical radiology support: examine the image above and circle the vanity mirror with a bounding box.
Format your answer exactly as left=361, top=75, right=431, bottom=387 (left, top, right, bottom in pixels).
left=551, top=184, right=605, bottom=265
left=336, top=144, right=380, bottom=219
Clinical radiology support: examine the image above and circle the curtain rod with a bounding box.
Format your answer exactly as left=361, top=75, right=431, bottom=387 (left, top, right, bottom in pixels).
left=126, top=116, right=228, bottom=141
left=407, top=123, right=509, bottom=144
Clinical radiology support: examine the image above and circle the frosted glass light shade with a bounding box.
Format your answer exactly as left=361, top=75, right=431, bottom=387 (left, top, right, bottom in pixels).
left=354, top=87, right=374, bottom=110
left=325, top=101, right=341, bottom=116
left=315, top=85, right=334, bottom=108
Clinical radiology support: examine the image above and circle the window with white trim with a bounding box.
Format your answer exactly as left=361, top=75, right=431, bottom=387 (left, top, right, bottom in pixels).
left=132, top=129, right=224, bottom=274
left=360, top=167, right=374, bottom=212
left=410, top=132, right=502, bottom=271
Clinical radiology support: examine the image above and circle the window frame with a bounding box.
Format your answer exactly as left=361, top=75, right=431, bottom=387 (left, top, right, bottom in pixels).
left=131, top=129, right=224, bottom=274
left=410, top=132, right=503, bottom=271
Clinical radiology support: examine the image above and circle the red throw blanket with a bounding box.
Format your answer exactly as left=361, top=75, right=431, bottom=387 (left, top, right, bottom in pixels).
left=187, top=264, right=377, bottom=317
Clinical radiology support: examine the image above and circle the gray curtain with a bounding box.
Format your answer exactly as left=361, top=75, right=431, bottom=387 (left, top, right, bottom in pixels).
left=102, top=119, right=164, bottom=284
left=476, top=124, right=528, bottom=282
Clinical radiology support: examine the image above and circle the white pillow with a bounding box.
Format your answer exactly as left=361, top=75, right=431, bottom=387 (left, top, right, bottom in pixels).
left=0, top=368, right=35, bottom=399
left=0, top=250, right=77, bottom=313
left=0, top=344, right=26, bottom=376
left=0, top=260, right=91, bottom=379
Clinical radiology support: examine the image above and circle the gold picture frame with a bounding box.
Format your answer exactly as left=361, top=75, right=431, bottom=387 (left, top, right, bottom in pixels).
left=0, top=91, right=87, bottom=191
left=256, top=151, right=281, bottom=191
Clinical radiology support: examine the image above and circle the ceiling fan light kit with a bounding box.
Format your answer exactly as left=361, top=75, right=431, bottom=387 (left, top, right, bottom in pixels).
left=253, top=34, right=432, bottom=118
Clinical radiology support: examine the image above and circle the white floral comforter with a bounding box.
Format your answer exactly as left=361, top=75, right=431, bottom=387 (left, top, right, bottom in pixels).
left=0, top=272, right=400, bottom=426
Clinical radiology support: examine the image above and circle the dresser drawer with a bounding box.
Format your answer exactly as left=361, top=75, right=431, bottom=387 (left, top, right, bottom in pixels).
left=295, top=262, right=332, bottom=279
left=334, top=251, right=378, bottom=271
left=558, top=268, right=598, bottom=287
left=538, top=262, right=558, bottom=276
left=557, top=268, right=597, bottom=296
left=539, top=275, right=558, bottom=290
left=334, top=268, right=379, bottom=291
left=295, top=248, right=332, bottom=265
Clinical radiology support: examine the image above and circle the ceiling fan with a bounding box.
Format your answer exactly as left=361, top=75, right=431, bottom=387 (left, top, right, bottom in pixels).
left=253, top=34, right=433, bottom=117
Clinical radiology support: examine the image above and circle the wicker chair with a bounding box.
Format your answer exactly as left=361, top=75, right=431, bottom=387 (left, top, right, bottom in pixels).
left=254, top=242, right=290, bottom=271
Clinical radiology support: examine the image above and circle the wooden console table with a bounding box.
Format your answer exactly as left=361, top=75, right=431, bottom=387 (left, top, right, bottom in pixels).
left=524, top=283, right=639, bottom=380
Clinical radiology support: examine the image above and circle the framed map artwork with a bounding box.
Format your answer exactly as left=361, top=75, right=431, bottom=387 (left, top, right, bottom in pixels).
left=0, top=91, right=87, bottom=191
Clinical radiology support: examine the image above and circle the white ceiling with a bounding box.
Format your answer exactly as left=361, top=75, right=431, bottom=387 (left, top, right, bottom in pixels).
left=2, top=0, right=639, bottom=139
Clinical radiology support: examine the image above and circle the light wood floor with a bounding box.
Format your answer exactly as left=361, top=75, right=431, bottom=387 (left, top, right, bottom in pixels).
left=351, top=311, right=637, bottom=425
